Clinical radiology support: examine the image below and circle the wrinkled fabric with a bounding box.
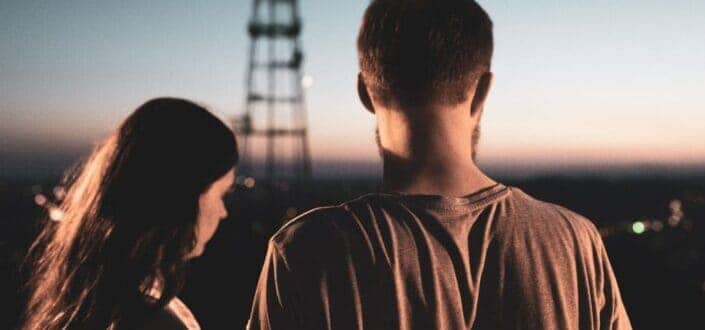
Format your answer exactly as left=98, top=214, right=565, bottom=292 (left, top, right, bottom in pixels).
left=248, top=184, right=631, bottom=330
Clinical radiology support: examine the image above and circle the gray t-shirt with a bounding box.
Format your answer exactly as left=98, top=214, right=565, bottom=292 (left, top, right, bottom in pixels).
left=248, top=184, right=631, bottom=329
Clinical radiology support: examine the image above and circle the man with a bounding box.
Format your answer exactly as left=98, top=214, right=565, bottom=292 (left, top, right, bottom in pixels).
left=248, top=0, right=631, bottom=329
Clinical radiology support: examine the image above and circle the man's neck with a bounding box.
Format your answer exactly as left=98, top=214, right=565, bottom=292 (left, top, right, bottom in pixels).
left=383, top=153, right=496, bottom=197
left=379, top=121, right=496, bottom=197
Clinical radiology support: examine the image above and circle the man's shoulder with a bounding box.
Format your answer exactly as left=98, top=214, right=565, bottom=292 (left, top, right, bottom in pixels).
left=502, top=187, right=602, bottom=242
left=269, top=193, right=381, bottom=247
left=270, top=205, right=345, bottom=246
left=264, top=194, right=389, bottom=269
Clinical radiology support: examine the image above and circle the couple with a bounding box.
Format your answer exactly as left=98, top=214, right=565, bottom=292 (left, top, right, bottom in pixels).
left=23, top=1, right=631, bottom=329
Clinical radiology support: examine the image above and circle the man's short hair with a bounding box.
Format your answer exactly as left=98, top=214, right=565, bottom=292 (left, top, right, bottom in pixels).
left=357, top=0, right=493, bottom=109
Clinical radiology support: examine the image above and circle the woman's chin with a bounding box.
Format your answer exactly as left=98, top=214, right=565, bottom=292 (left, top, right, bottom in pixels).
left=185, top=245, right=204, bottom=260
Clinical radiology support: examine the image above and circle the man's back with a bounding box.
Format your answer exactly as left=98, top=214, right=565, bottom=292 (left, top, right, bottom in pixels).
left=248, top=184, right=631, bottom=329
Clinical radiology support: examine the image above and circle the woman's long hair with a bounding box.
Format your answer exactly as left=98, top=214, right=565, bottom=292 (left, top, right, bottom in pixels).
left=22, top=98, right=238, bottom=329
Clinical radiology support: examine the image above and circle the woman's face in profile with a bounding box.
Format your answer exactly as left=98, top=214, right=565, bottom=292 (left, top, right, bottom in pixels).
left=187, top=168, right=236, bottom=259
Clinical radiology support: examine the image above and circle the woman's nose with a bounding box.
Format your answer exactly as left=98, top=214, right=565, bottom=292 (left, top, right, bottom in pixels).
left=220, top=204, right=229, bottom=220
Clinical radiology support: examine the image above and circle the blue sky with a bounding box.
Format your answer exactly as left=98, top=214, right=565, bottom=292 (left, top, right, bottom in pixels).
left=2, top=0, right=704, bottom=178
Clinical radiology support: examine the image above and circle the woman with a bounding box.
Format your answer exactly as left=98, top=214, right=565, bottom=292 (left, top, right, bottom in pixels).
left=23, top=98, right=238, bottom=329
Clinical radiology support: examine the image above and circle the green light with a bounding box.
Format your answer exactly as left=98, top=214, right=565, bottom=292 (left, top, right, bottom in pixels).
left=632, top=221, right=646, bottom=234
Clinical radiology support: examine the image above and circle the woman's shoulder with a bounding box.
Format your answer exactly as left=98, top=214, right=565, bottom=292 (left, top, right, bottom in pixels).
left=134, top=297, right=201, bottom=330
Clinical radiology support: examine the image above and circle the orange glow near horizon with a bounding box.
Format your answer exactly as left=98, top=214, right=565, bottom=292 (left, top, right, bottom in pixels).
left=2, top=1, right=703, bottom=176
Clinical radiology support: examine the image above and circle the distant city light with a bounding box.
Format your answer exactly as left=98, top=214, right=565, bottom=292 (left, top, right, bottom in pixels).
left=49, top=207, right=64, bottom=222
left=669, top=199, right=682, bottom=212
left=34, top=194, right=47, bottom=206
left=301, top=74, right=314, bottom=89
left=53, top=186, right=67, bottom=201
left=651, top=221, right=664, bottom=232
left=632, top=221, right=646, bottom=235
left=668, top=216, right=681, bottom=227
left=285, top=207, right=298, bottom=219
left=243, top=177, right=256, bottom=189
left=668, top=199, right=684, bottom=227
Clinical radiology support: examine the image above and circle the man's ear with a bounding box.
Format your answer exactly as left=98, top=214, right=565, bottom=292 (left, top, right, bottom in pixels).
left=357, top=73, right=375, bottom=114
left=470, top=72, right=493, bottom=118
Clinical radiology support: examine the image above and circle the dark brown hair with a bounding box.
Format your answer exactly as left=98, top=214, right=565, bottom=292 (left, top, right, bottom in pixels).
left=357, top=0, right=494, bottom=109
left=23, top=98, right=238, bottom=329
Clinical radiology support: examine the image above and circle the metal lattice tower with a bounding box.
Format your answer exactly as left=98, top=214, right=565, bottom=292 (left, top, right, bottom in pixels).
left=234, top=0, right=311, bottom=185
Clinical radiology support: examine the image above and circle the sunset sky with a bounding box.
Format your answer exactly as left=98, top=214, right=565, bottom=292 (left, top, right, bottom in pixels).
left=2, top=0, right=704, bottom=178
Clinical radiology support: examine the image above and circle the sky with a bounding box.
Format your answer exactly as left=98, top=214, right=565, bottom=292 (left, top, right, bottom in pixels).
left=1, top=0, right=704, bottom=178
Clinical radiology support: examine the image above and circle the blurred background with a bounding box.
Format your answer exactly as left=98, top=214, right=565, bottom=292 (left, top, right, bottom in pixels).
left=1, top=0, right=704, bottom=329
